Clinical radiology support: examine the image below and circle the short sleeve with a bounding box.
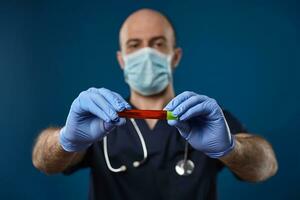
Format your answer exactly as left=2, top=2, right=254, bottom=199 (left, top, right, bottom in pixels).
left=222, top=109, right=248, bottom=135
left=62, top=146, right=92, bottom=175
left=216, top=109, right=248, bottom=171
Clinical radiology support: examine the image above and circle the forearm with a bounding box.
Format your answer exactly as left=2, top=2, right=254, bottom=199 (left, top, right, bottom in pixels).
left=32, top=127, right=85, bottom=174
left=220, top=133, right=278, bottom=182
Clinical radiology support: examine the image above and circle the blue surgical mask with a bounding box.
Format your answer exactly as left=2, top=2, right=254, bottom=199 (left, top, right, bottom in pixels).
left=123, top=47, right=173, bottom=96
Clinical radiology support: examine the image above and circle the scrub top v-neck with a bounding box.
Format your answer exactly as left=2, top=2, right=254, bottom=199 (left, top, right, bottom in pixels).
left=63, top=109, right=247, bottom=200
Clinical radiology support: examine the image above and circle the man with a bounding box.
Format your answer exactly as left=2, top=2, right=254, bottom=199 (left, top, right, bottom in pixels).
left=32, top=9, right=278, bottom=200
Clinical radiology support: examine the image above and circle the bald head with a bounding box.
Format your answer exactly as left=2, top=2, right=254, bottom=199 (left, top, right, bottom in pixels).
left=117, top=9, right=182, bottom=71
left=119, top=9, right=176, bottom=54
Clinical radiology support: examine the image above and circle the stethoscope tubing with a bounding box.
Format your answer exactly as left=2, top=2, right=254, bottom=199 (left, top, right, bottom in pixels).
left=103, top=118, right=194, bottom=175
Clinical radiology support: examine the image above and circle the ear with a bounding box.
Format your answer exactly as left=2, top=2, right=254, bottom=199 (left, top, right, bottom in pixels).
left=171, top=47, right=182, bottom=70
left=117, top=51, right=125, bottom=70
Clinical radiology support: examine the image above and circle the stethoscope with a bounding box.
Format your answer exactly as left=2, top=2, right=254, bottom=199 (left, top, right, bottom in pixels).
left=103, top=118, right=195, bottom=176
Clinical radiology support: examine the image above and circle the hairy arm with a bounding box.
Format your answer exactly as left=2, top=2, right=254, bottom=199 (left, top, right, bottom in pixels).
left=220, top=133, right=278, bottom=182
left=32, top=127, right=86, bottom=175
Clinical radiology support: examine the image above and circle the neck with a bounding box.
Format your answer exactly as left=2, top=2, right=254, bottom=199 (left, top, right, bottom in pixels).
left=129, top=84, right=175, bottom=110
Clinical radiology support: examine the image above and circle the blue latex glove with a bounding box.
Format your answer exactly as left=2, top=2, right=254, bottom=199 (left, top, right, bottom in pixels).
left=59, top=88, right=131, bottom=152
left=164, top=91, right=235, bottom=158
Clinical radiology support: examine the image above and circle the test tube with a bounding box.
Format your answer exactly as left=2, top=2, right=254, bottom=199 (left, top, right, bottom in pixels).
left=117, top=109, right=178, bottom=120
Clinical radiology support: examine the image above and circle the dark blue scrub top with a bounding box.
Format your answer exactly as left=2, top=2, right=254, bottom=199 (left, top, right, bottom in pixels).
left=64, top=109, right=246, bottom=200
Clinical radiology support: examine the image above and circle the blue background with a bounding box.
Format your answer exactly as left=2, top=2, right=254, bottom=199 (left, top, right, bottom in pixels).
left=0, top=0, right=299, bottom=199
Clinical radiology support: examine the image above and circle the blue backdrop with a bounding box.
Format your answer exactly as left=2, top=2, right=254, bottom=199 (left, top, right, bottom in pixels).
left=0, top=0, right=299, bottom=199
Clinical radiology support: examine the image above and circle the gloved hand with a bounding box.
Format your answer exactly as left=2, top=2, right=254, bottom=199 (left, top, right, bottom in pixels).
left=59, top=88, right=131, bottom=152
left=164, top=91, right=234, bottom=158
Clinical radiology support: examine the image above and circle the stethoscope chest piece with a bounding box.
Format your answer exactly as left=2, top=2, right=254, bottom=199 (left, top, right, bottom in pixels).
left=104, top=118, right=195, bottom=176
left=175, top=159, right=194, bottom=176
left=175, top=141, right=194, bottom=176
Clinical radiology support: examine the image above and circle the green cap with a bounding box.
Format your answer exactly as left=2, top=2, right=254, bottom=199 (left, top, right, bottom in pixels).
left=167, top=111, right=178, bottom=120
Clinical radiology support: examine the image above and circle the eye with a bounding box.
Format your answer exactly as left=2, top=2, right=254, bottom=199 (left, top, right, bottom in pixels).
left=154, top=41, right=163, bottom=47
left=153, top=39, right=166, bottom=49
left=127, top=42, right=140, bottom=49
left=155, top=43, right=163, bottom=47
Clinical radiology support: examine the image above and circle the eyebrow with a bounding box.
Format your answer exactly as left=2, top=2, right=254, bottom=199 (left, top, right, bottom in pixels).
left=125, top=36, right=167, bottom=46
left=149, top=36, right=167, bottom=43
left=126, top=38, right=141, bottom=46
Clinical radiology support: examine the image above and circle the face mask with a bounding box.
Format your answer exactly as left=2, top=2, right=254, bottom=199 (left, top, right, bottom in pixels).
left=123, top=47, right=173, bottom=96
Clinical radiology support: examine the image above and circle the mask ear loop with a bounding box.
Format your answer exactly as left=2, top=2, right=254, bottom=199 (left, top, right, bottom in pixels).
left=166, top=53, right=174, bottom=83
